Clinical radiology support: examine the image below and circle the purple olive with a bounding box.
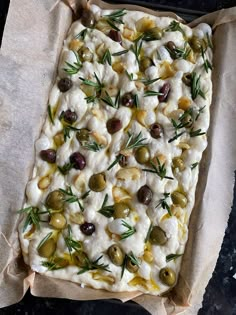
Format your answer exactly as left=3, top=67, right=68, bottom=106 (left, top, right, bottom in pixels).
left=80, top=222, right=95, bottom=236
left=166, top=41, right=176, bottom=51
left=81, top=9, right=95, bottom=28
left=58, top=78, right=73, bottom=92
left=62, top=109, right=78, bottom=124
left=150, top=123, right=163, bottom=139
left=119, top=155, right=128, bottom=167
left=69, top=152, right=86, bottom=170
left=108, top=30, right=122, bottom=44
left=121, top=93, right=134, bottom=108
left=40, top=149, right=56, bottom=163
left=158, top=82, right=171, bottom=102
left=106, top=118, right=122, bottom=134
left=137, top=185, right=153, bottom=205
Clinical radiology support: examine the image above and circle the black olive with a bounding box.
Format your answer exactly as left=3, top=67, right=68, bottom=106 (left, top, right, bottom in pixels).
left=62, top=109, right=78, bottom=124
left=137, top=185, right=153, bottom=205
left=108, top=30, right=122, bottom=44
left=119, top=155, right=128, bottom=167
left=81, top=9, right=95, bottom=28
left=158, top=82, right=171, bottom=102
left=106, top=118, right=122, bottom=134
left=58, top=78, right=73, bottom=92
left=80, top=222, right=95, bottom=235
left=121, top=93, right=134, bottom=108
left=150, top=123, right=163, bottom=139
left=69, top=152, right=86, bottom=170
left=40, top=149, right=56, bottom=163
left=166, top=41, right=176, bottom=51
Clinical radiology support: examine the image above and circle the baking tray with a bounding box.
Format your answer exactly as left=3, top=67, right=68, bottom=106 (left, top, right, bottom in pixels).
left=1, top=0, right=236, bottom=314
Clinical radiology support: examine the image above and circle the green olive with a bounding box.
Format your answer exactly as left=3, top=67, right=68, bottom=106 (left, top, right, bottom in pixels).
left=107, top=244, right=124, bottom=266
left=135, top=146, right=150, bottom=164
left=78, top=46, right=93, bottom=62
left=171, top=191, right=187, bottom=208
left=126, top=257, right=139, bottom=273
left=38, top=238, right=56, bottom=258
left=149, top=226, right=167, bottom=245
left=140, top=57, right=153, bottom=72
left=114, top=202, right=130, bottom=219
left=49, top=213, right=67, bottom=229
left=46, top=190, right=65, bottom=210
left=73, top=251, right=88, bottom=267
left=53, top=257, right=69, bottom=268
left=145, top=27, right=163, bottom=40
left=182, top=72, right=192, bottom=86
left=172, top=157, right=185, bottom=171
left=88, top=173, right=106, bottom=192
left=159, top=267, right=176, bottom=286
left=76, top=128, right=90, bottom=145
left=189, top=36, right=202, bottom=52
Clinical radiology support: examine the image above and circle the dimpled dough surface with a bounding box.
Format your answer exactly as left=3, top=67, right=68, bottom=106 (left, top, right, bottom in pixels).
left=18, top=5, right=213, bottom=295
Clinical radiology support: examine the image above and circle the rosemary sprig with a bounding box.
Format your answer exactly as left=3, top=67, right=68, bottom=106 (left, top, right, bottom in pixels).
left=166, top=253, right=183, bottom=262
left=101, top=90, right=120, bottom=109
left=101, top=49, right=112, bottom=66
left=121, top=255, right=127, bottom=279
left=201, top=46, right=213, bottom=73
left=41, top=258, right=65, bottom=271
left=191, top=72, right=206, bottom=100
left=190, top=128, right=205, bottom=137
left=145, top=223, right=153, bottom=243
left=18, top=206, right=41, bottom=232
left=142, top=157, right=174, bottom=180
left=112, top=49, right=129, bottom=56
left=77, top=255, right=110, bottom=275
left=168, top=115, right=190, bottom=143
left=80, top=73, right=104, bottom=97
left=206, top=33, right=213, bottom=50
left=141, top=77, right=160, bottom=86
left=125, top=70, right=134, bottom=81
left=64, top=51, right=82, bottom=75
left=120, top=220, right=136, bottom=240
left=107, top=132, right=147, bottom=170
left=47, top=105, right=54, bottom=125
left=104, top=9, right=126, bottom=31
left=156, top=193, right=172, bottom=216
left=144, top=90, right=163, bottom=97
left=165, top=20, right=185, bottom=36
left=59, top=186, right=90, bottom=211
left=98, top=194, right=114, bottom=218
left=82, top=141, right=104, bottom=152
left=85, top=95, right=97, bottom=104
left=58, top=162, right=74, bottom=175
left=74, top=28, right=87, bottom=40
left=63, top=125, right=81, bottom=142
left=191, top=162, right=199, bottom=170
left=195, top=105, right=206, bottom=121
left=166, top=42, right=191, bottom=60
left=127, top=252, right=141, bottom=266
left=64, top=225, right=82, bottom=257
left=37, top=232, right=53, bottom=250
left=133, top=94, right=139, bottom=108
left=130, top=37, right=143, bottom=65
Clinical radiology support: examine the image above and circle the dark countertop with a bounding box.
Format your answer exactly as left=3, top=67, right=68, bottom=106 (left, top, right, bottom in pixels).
left=1, top=1, right=236, bottom=314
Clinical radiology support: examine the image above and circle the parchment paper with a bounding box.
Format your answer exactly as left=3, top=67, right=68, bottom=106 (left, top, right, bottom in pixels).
left=0, top=0, right=236, bottom=314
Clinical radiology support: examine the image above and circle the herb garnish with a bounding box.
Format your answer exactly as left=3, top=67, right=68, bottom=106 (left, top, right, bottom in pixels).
left=191, top=162, right=199, bottom=170
left=144, top=90, right=163, bottom=97
left=104, top=9, right=126, bottom=31
left=201, top=46, right=213, bottom=73
left=165, top=42, right=191, bottom=60
left=107, top=132, right=147, bottom=170
left=47, top=105, right=54, bottom=125
left=74, top=28, right=87, bottom=40
left=120, top=220, right=136, bottom=240
left=133, top=94, right=139, bottom=108
left=112, top=49, right=129, bottom=56
left=37, top=232, right=53, bottom=250
left=59, top=186, right=90, bottom=211
left=64, top=51, right=82, bottom=75
left=141, top=77, right=160, bottom=86
left=77, top=255, right=110, bottom=275
left=206, top=33, right=213, bottom=50
left=191, top=72, right=206, bottom=100
left=101, top=49, right=112, bottom=66
left=64, top=225, right=82, bottom=257
left=165, top=20, right=185, bottom=36
left=145, top=223, right=153, bottom=243
left=18, top=206, right=47, bottom=232
left=166, top=253, right=183, bottom=262
left=82, top=141, right=104, bottom=152
left=80, top=73, right=104, bottom=101
left=42, top=258, right=66, bottom=271
left=101, top=90, right=120, bottom=109
left=63, top=125, right=81, bottom=142
left=189, top=128, right=205, bottom=137
left=125, top=70, right=134, bottom=81
left=98, top=194, right=114, bottom=218
left=156, top=193, right=172, bottom=216
left=130, top=36, right=143, bottom=65
left=142, top=157, right=174, bottom=180
left=58, top=162, right=74, bottom=175
left=168, top=114, right=190, bottom=143
left=121, top=252, right=140, bottom=279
